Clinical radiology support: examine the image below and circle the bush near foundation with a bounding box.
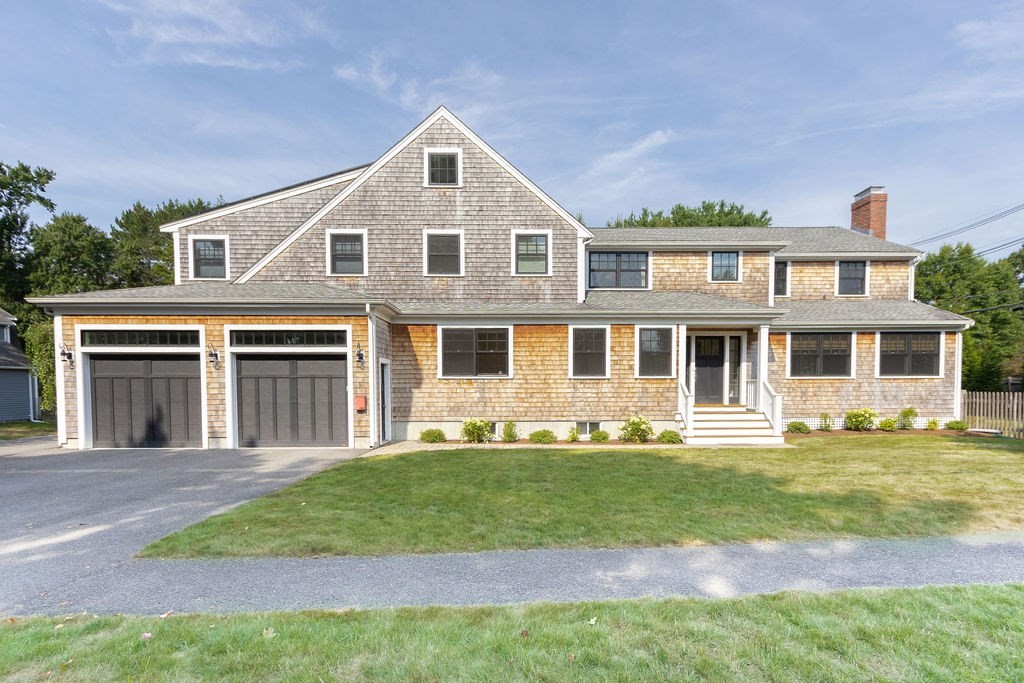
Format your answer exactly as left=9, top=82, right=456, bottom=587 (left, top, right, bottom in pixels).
left=897, top=407, right=918, bottom=430
left=420, top=428, right=446, bottom=443
left=844, top=408, right=879, bottom=431
left=926, top=418, right=939, bottom=431
left=945, top=420, right=969, bottom=431
left=501, top=421, right=519, bottom=443
left=567, top=426, right=581, bottom=443
left=528, top=429, right=557, bottom=444
left=461, top=418, right=493, bottom=443
left=590, top=429, right=610, bottom=443
left=787, top=421, right=811, bottom=434
left=878, top=418, right=898, bottom=432
left=656, top=429, right=683, bottom=444
left=619, top=416, right=655, bottom=443
left=819, top=413, right=834, bottom=432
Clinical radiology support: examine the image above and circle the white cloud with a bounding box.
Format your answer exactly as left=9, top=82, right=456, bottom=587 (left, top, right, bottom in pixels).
left=585, top=129, right=675, bottom=178
left=953, top=2, right=1024, bottom=62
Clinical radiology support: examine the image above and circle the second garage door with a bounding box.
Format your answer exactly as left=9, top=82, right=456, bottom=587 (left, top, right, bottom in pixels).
left=236, top=354, right=348, bottom=447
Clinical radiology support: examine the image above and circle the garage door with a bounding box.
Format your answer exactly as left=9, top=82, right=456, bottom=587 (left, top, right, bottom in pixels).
left=236, top=354, right=348, bottom=447
left=91, top=354, right=202, bottom=448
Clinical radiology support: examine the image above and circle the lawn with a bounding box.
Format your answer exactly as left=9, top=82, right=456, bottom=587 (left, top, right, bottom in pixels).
left=2, top=585, right=1022, bottom=681
left=0, top=420, right=55, bottom=440
left=142, top=434, right=1024, bottom=558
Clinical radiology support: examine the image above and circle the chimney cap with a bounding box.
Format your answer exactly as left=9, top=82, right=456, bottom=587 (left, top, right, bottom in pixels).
left=854, top=185, right=886, bottom=200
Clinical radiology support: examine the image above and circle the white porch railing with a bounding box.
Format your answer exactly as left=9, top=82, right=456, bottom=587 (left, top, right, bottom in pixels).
left=760, top=380, right=783, bottom=436
left=745, top=379, right=757, bottom=410
left=676, top=380, right=694, bottom=438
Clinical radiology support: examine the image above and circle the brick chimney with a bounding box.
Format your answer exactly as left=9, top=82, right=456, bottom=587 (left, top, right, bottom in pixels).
left=851, top=186, right=887, bottom=240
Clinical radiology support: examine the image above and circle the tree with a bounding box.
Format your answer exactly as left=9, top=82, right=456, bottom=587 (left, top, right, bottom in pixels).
left=0, top=161, right=56, bottom=307
left=915, top=243, right=1024, bottom=390
left=608, top=200, right=771, bottom=227
left=109, top=199, right=213, bottom=287
left=27, top=213, right=112, bottom=295
left=22, top=322, right=55, bottom=412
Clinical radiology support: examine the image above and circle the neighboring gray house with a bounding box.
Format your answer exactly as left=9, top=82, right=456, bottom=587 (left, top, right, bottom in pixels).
left=0, top=308, right=39, bottom=422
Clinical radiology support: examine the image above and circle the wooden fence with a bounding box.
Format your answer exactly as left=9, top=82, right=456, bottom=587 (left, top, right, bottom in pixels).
left=962, top=391, right=1024, bottom=439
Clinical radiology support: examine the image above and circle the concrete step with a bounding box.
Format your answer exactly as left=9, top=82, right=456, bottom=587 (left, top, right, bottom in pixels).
left=688, top=427, right=777, bottom=437
left=692, top=412, right=767, bottom=422
left=684, top=434, right=786, bottom=446
left=693, top=406, right=749, bottom=413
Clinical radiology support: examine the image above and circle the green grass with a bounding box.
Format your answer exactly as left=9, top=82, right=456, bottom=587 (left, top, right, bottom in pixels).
left=142, top=434, right=1024, bottom=558
left=0, top=420, right=55, bottom=440
left=2, top=585, right=1023, bottom=681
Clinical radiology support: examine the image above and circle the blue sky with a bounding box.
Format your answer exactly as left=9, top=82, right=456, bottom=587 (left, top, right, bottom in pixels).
left=3, top=1, right=1023, bottom=255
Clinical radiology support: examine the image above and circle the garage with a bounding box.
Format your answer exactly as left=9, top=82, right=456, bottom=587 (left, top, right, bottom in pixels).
left=90, top=354, right=202, bottom=448
left=235, top=354, right=348, bottom=447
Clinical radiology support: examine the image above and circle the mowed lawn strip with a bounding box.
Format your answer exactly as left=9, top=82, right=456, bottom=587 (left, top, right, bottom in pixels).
left=141, top=434, right=1024, bottom=558
left=3, top=585, right=1023, bottom=682
left=0, top=420, right=55, bottom=440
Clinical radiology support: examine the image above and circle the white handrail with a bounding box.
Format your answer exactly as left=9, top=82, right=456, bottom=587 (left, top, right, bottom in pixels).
left=677, top=380, right=694, bottom=438
left=760, top=379, right=783, bottom=436
left=745, top=378, right=757, bottom=410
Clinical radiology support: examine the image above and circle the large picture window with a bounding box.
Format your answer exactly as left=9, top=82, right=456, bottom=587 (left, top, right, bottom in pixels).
left=710, top=251, right=740, bottom=282
left=879, top=332, right=940, bottom=376
left=637, top=327, right=673, bottom=377
left=440, top=328, right=509, bottom=377
left=424, top=232, right=463, bottom=276
left=838, top=261, right=867, bottom=295
left=790, top=333, right=852, bottom=377
left=192, top=238, right=227, bottom=279
left=329, top=232, right=365, bottom=275
left=571, top=327, right=609, bottom=377
left=588, top=252, right=647, bottom=288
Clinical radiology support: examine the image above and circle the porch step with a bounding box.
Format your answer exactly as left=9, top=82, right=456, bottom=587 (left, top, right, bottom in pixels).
left=679, top=408, right=785, bottom=446
left=693, top=412, right=767, bottom=423
left=684, top=434, right=786, bottom=446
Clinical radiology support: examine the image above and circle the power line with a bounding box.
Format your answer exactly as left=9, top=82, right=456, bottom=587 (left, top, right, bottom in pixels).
left=911, top=200, right=1024, bottom=246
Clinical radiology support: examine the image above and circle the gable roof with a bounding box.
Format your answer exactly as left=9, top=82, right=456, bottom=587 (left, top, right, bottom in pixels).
left=159, top=164, right=369, bottom=232
left=235, top=106, right=594, bottom=284
left=589, top=227, right=920, bottom=258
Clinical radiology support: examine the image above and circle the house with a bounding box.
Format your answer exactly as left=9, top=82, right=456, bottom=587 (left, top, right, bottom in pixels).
left=28, top=107, right=972, bottom=449
left=0, top=308, right=39, bottom=422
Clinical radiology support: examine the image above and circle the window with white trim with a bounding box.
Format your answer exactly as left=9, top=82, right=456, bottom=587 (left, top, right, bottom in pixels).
left=774, top=260, right=789, bottom=296
left=425, top=148, right=461, bottom=187
left=328, top=231, right=366, bottom=275
left=571, top=327, right=608, bottom=377
left=192, top=238, right=226, bottom=279
left=425, top=232, right=463, bottom=276
left=879, top=332, right=940, bottom=376
left=440, top=328, right=509, bottom=377
left=513, top=232, right=549, bottom=275
left=637, top=327, right=673, bottom=377
left=838, top=261, right=866, bottom=295
left=711, top=251, right=740, bottom=282
left=790, top=333, right=852, bottom=377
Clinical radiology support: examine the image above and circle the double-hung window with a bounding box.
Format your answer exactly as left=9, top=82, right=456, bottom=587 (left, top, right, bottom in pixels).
left=588, top=252, right=648, bottom=288
left=440, top=328, right=509, bottom=377
left=637, top=327, right=674, bottom=377
left=838, top=261, right=867, bottom=295
left=879, top=332, right=940, bottom=376
left=790, top=333, right=853, bottom=377
left=191, top=237, right=227, bottom=279
left=710, top=251, right=740, bottom=282
left=328, top=231, right=366, bottom=275
left=424, top=231, right=463, bottom=276
left=513, top=232, right=550, bottom=275
left=774, top=260, right=789, bottom=296
left=571, top=326, right=609, bottom=377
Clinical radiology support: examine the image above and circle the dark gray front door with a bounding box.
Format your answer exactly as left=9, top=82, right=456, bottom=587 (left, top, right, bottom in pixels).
left=236, top=354, right=348, bottom=447
left=695, top=336, right=725, bottom=404
left=91, top=354, right=202, bottom=448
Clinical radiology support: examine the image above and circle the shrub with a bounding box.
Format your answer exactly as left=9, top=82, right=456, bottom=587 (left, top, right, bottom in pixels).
left=590, top=429, right=610, bottom=443
left=878, top=417, right=898, bottom=432
left=819, top=413, right=834, bottom=432
left=501, top=421, right=519, bottom=443
left=528, top=429, right=557, bottom=444
left=619, top=416, right=655, bottom=444
left=656, top=429, right=683, bottom=444
left=844, top=408, right=879, bottom=431
left=461, top=418, right=493, bottom=443
left=926, top=418, right=939, bottom=431
left=567, top=426, right=581, bottom=443
left=420, top=428, right=446, bottom=443
left=897, top=407, right=918, bottom=430
left=787, top=421, right=811, bottom=434
left=945, top=419, right=969, bottom=431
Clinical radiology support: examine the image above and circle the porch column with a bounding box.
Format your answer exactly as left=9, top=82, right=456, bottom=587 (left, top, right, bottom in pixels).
left=758, top=325, right=770, bottom=409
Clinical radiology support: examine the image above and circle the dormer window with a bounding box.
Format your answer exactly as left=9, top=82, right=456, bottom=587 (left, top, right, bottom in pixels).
left=424, top=148, right=462, bottom=187
left=190, top=236, right=228, bottom=280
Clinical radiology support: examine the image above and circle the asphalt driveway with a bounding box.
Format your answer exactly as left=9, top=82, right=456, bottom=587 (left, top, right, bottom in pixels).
left=0, top=438, right=364, bottom=615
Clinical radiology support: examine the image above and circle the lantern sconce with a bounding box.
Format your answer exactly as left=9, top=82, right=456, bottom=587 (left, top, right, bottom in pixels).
left=59, top=343, right=75, bottom=369
left=355, top=344, right=366, bottom=370
left=207, top=344, right=221, bottom=370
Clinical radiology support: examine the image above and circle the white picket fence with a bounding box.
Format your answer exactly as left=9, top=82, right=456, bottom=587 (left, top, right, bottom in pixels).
left=962, top=391, right=1024, bottom=439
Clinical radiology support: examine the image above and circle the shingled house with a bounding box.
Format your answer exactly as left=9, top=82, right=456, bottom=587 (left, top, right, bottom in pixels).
left=0, top=308, right=39, bottom=423
left=29, top=107, right=971, bottom=449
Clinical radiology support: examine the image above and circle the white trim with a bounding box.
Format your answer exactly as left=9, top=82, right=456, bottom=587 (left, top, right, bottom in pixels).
left=586, top=250, right=653, bottom=291
left=510, top=229, right=553, bottom=277
left=236, top=107, right=592, bottom=283
left=767, top=252, right=776, bottom=307
left=379, top=359, right=393, bottom=444
left=159, top=168, right=365, bottom=232
left=569, top=324, right=611, bottom=379
left=173, top=232, right=181, bottom=285
left=54, top=314, right=66, bottom=446
left=835, top=259, right=870, bottom=297
left=909, top=257, right=917, bottom=301
left=325, top=228, right=368, bottom=277
left=954, top=331, right=963, bottom=419
left=634, top=325, right=677, bottom=378
left=224, top=324, right=354, bottom=449
left=367, top=308, right=377, bottom=448
left=785, top=331, right=857, bottom=380
left=874, top=330, right=945, bottom=379
left=423, top=147, right=463, bottom=188
left=576, top=236, right=587, bottom=303
left=708, top=250, right=743, bottom=283
left=774, top=259, right=791, bottom=299
left=436, top=324, right=514, bottom=380
left=75, top=323, right=207, bottom=449
left=423, top=229, right=465, bottom=277
left=686, top=331, right=748, bottom=404
left=187, top=234, right=230, bottom=281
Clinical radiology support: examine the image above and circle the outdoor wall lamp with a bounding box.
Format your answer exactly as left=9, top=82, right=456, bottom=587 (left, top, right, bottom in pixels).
left=59, top=343, right=75, bottom=369
left=355, top=343, right=366, bottom=370
left=207, top=344, right=221, bottom=370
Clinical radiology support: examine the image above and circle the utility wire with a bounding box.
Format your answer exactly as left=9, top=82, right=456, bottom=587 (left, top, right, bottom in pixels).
left=911, top=200, right=1024, bottom=246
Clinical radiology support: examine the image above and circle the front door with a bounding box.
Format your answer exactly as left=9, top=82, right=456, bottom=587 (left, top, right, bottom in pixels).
left=695, top=336, right=725, bottom=404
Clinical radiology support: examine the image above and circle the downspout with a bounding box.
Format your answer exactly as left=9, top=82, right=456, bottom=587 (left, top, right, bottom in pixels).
left=366, top=304, right=377, bottom=448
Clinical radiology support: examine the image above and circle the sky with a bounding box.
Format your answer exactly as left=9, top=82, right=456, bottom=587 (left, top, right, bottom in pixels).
left=3, top=1, right=1023, bottom=257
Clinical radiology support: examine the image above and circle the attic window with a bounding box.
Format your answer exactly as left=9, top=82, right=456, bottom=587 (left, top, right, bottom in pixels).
left=190, top=236, right=228, bottom=280
left=425, top=148, right=461, bottom=187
